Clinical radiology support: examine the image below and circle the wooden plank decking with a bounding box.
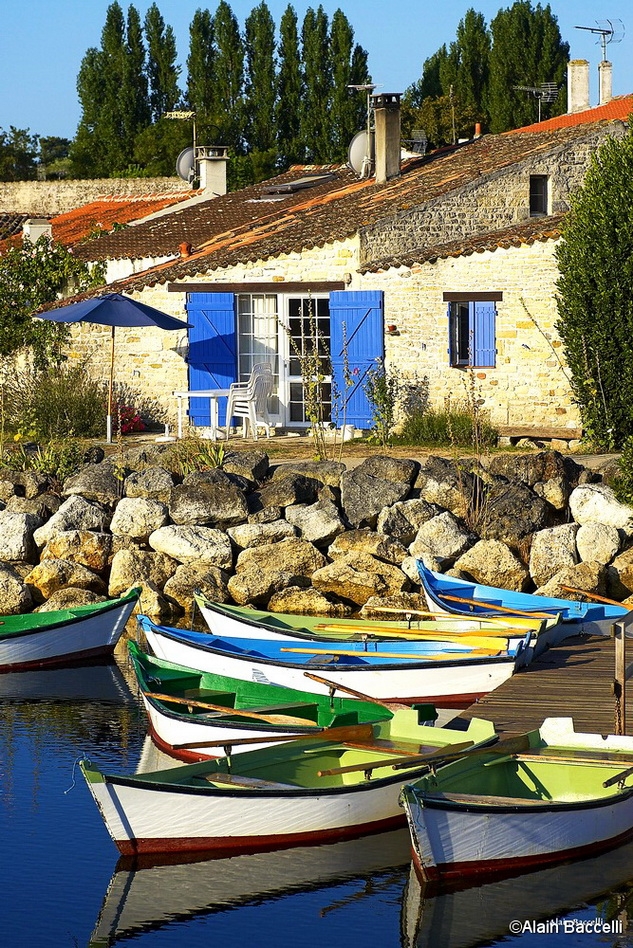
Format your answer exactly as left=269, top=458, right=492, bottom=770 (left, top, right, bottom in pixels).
left=459, top=633, right=631, bottom=736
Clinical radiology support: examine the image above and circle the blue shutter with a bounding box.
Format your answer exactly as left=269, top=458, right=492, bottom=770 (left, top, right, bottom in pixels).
left=330, top=290, right=384, bottom=428
left=185, top=293, right=236, bottom=426
left=472, top=302, right=496, bottom=367
left=447, top=302, right=455, bottom=365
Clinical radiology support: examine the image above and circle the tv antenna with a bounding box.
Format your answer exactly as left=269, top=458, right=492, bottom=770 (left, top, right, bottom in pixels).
left=347, top=83, right=376, bottom=177
left=514, top=82, right=560, bottom=121
left=575, top=20, right=625, bottom=61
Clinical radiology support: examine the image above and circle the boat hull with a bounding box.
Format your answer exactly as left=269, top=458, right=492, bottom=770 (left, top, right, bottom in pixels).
left=403, top=789, right=633, bottom=883
left=142, top=623, right=518, bottom=707
left=0, top=591, right=139, bottom=672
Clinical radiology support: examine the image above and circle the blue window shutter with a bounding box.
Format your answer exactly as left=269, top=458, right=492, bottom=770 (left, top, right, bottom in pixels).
left=330, top=290, right=384, bottom=428
left=185, top=293, right=236, bottom=426
left=447, top=303, right=455, bottom=364
left=473, top=302, right=496, bottom=367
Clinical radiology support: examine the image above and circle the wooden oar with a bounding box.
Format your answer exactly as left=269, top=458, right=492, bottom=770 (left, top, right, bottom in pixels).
left=173, top=721, right=377, bottom=750
left=302, top=671, right=411, bottom=709
left=142, top=691, right=319, bottom=727
left=438, top=592, right=554, bottom=620
left=391, top=732, right=532, bottom=770
left=314, top=623, right=515, bottom=646
left=561, top=586, right=629, bottom=609
left=317, top=740, right=477, bottom=777
left=280, top=645, right=500, bottom=659
left=368, top=606, right=539, bottom=629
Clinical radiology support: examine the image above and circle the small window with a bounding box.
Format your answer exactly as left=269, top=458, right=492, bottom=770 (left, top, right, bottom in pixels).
left=448, top=300, right=497, bottom=368
left=530, top=175, right=549, bottom=216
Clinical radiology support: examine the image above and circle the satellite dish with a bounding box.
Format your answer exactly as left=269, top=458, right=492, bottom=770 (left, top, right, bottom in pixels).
left=176, top=147, right=196, bottom=184
left=348, top=130, right=374, bottom=178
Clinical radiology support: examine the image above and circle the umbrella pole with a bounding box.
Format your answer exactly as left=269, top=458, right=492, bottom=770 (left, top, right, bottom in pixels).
left=107, top=326, right=115, bottom=443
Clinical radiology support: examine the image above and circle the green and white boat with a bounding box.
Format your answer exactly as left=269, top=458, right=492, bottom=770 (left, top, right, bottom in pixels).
left=128, top=639, right=427, bottom=761
left=80, top=711, right=496, bottom=857
left=401, top=716, right=633, bottom=883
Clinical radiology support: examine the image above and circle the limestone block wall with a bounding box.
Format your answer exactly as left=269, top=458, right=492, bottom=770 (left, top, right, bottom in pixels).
left=0, top=177, right=190, bottom=216
left=361, top=126, right=622, bottom=264
left=66, top=238, right=360, bottom=429
left=357, top=237, right=580, bottom=430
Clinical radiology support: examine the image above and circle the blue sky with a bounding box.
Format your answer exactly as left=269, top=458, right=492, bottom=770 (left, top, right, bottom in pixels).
left=1, top=0, right=631, bottom=140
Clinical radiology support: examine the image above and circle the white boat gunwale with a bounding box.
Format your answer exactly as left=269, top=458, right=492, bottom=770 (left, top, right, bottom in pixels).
left=146, top=624, right=519, bottom=672
left=0, top=587, right=141, bottom=642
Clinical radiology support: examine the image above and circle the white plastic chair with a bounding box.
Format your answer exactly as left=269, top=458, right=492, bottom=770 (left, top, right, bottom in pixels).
left=224, top=362, right=274, bottom=440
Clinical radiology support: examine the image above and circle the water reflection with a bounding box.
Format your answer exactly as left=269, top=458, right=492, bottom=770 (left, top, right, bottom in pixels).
left=90, top=829, right=412, bottom=946
left=403, top=840, right=633, bottom=948
left=0, top=660, right=135, bottom=705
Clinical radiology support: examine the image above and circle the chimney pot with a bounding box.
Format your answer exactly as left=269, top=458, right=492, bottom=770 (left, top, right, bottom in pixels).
left=372, top=93, right=402, bottom=184
left=179, top=241, right=192, bottom=258
left=599, top=60, right=613, bottom=106
left=567, top=59, right=590, bottom=114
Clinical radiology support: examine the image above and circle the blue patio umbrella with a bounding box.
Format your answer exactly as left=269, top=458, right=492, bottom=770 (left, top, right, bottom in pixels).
left=37, top=293, right=191, bottom=442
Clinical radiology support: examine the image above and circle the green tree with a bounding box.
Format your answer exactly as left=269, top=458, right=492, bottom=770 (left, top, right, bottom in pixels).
left=329, top=10, right=370, bottom=161
left=555, top=128, right=633, bottom=449
left=244, top=1, right=277, bottom=179
left=488, top=1, right=568, bottom=132
left=453, top=9, right=490, bottom=119
left=300, top=5, right=331, bottom=161
left=187, top=8, right=216, bottom=122
left=0, top=239, right=104, bottom=368
left=123, top=6, right=150, bottom=141
left=0, top=127, right=39, bottom=180
left=212, top=0, right=245, bottom=149
left=276, top=4, right=304, bottom=166
left=144, top=2, right=181, bottom=121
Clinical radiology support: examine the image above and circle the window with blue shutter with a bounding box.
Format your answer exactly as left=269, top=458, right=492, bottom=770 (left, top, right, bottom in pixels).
left=330, top=290, right=384, bottom=428
left=185, top=293, right=237, bottom=426
left=446, top=297, right=497, bottom=368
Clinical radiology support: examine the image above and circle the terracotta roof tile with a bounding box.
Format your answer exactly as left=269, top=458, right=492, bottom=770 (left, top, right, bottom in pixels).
left=62, top=112, right=627, bottom=295
left=505, top=93, right=633, bottom=134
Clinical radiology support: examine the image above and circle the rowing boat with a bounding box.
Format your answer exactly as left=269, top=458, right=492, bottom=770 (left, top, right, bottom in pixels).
left=401, top=716, right=633, bottom=882
left=138, top=615, right=526, bottom=707
left=79, top=710, right=496, bottom=856
left=417, top=560, right=627, bottom=640
left=128, top=639, right=426, bottom=761
left=0, top=587, right=141, bottom=672
left=193, top=590, right=540, bottom=657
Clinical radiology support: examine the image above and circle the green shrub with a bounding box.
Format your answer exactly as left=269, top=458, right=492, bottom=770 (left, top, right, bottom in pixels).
left=167, top=436, right=226, bottom=476
left=613, top=436, right=633, bottom=506
left=0, top=438, right=85, bottom=483
left=393, top=406, right=498, bottom=449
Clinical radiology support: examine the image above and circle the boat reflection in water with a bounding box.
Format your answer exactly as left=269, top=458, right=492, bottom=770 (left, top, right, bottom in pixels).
left=403, top=839, right=633, bottom=948
left=89, top=828, right=412, bottom=946
left=0, top=660, right=136, bottom=705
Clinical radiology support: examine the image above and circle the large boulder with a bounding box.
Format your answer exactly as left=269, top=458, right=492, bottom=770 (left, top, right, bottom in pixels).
left=163, top=564, right=231, bottom=613
left=453, top=539, right=530, bottom=591
left=168, top=469, right=249, bottom=527
left=0, top=563, right=32, bottom=613
left=62, top=463, right=123, bottom=506
left=0, top=511, right=39, bottom=562
left=415, top=456, right=476, bottom=519
left=409, top=511, right=473, bottom=569
left=253, top=474, right=322, bottom=510
left=149, top=525, right=233, bottom=570
left=124, top=467, right=176, bottom=503
left=108, top=548, right=177, bottom=596
left=227, top=520, right=297, bottom=550
left=377, top=499, right=438, bottom=545
left=340, top=456, right=416, bottom=528
left=110, top=497, right=170, bottom=541
left=41, top=530, right=112, bottom=573
left=536, top=561, right=607, bottom=600
left=329, top=529, right=408, bottom=565
left=25, top=559, right=107, bottom=602
left=267, top=586, right=352, bottom=616
left=285, top=500, right=346, bottom=546
left=312, top=552, right=410, bottom=605
left=528, top=524, right=579, bottom=589
left=477, top=479, right=552, bottom=549
left=570, top=484, right=633, bottom=537
left=33, top=495, right=110, bottom=548
left=576, top=522, right=620, bottom=566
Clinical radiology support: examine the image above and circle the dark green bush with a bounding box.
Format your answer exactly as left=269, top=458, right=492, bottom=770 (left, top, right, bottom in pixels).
left=393, top=406, right=498, bottom=449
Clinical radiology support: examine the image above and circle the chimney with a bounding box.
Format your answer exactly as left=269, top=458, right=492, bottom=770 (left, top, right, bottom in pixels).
left=22, top=218, right=52, bottom=243
left=567, top=59, right=590, bottom=113
left=195, top=145, right=229, bottom=196
left=599, top=60, right=613, bottom=106
left=372, top=93, right=401, bottom=184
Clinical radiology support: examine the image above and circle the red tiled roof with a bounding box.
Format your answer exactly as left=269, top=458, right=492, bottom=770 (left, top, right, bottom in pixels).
left=68, top=118, right=616, bottom=297
left=505, top=93, right=633, bottom=134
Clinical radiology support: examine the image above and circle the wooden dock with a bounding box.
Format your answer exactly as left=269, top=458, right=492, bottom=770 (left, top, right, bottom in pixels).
left=459, top=633, right=633, bottom=736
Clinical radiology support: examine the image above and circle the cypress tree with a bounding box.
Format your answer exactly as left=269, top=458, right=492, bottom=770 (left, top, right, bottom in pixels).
left=244, top=2, right=277, bottom=154
left=144, top=3, right=181, bottom=121
left=300, top=6, right=331, bottom=162
left=329, top=10, right=370, bottom=161
left=187, top=8, right=216, bottom=123
left=276, top=4, right=304, bottom=167
left=212, top=0, right=246, bottom=150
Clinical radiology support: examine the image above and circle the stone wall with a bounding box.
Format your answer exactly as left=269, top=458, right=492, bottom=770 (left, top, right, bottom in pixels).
left=359, top=237, right=579, bottom=431
left=0, top=177, right=190, bottom=216
left=360, top=126, right=621, bottom=264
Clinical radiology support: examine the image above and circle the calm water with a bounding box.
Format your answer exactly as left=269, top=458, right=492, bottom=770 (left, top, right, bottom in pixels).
left=3, top=657, right=633, bottom=948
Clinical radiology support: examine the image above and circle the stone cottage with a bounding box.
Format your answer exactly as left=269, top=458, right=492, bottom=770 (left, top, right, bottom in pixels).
left=53, top=79, right=633, bottom=440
